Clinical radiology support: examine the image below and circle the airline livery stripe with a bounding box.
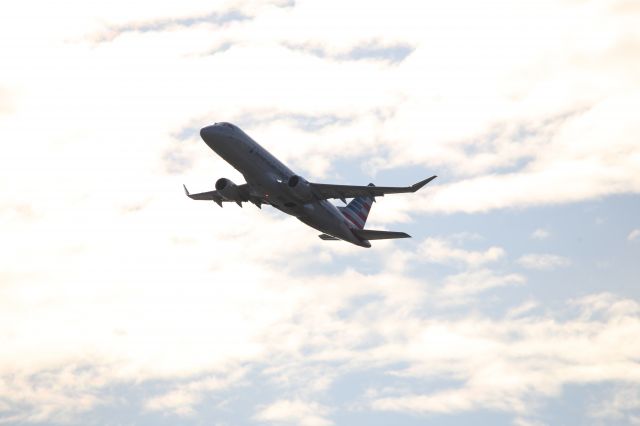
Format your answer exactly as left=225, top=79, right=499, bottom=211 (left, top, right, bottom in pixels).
left=348, top=205, right=369, bottom=216
left=349, top=200, right=371, bottom=211
left=351, top=213, right=365, bottom=227
left=342, top=210, right=364, bottom=228
left=349, top=202, right=370, bottom=212
left=343, top=214, right=359, bottom=227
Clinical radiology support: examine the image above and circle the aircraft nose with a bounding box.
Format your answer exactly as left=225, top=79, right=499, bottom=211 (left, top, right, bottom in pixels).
left=200, top=125, right=216, bottom=141
left=200, top=124, right=224, bottom=151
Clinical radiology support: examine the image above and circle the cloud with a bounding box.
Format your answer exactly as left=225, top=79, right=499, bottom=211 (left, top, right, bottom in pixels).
left=162, top=149, right=195, bottom=174
left=4, top=0, right=634, bottom=217
left=144, top=369, right=248, bottom=416
left=369, top=294, right=640, bottom=417
left=505, top=300, right=539, bottom=319
left=0, top=226, right=638, bottom=424
left=92, top=9, right=250, bottom=43
left=383, top=235, right=509, bottom=284
left=440, top=269, right=525, bottom=299
left=254, top=399, right=332, bottom=426
left=372, top=387, right=524, bottom=415
left=513, top=417, right=546, bottom=426
left=628, top=229, right=640, bottom=242
left=572, top=292, right=640, bottom=319
left=0, top=86, right=15, bottom=115
left=590, top=386, right=640, bottom=423
left=517, top=253, right=571, bottom=270
left=0, top=366, right=106, bottom=424
left=530, top=228, right=550, bottom=240
left=404, top=93, right=640, bottom=214
left=419, top=237, right=505, bottom=267
left=85, top=0, right=297, bottom=43
left=1, top=0, right=639, bottom=424
left=284, top=40, right=415, bottom=64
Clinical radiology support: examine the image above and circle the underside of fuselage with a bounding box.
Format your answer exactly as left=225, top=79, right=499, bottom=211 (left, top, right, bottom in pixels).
left=295, top=203, right=372, bottom=248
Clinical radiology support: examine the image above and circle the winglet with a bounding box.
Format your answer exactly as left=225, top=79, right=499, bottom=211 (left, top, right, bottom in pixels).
left=411, top=175, right=437, bottom=192
left=183, top=184, right=192, bottom=198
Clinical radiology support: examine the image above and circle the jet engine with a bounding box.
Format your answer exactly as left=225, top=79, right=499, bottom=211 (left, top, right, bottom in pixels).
left=215, top=178, right=242, bottom=201
left=287, top=175, right=314, bottom=202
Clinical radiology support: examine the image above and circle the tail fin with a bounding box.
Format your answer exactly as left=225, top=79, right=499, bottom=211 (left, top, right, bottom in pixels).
left=339, top=183, right=374, bottom=229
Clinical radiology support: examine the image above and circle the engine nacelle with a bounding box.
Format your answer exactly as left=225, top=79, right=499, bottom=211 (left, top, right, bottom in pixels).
left=287, top=175, right=314, bottom=202
left=215, top=178, right=242, bottom=201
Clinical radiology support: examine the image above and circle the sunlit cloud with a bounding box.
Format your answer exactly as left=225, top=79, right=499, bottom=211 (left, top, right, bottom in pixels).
left=283, top=40, right=415, bottom=64
left=419, top=237, right=505, bottom=267
left=144, top=369, right=248, bottom=416
left=530, top=228, right=550, bottom=240
left=369, top=293, right=640, bottom=417
left=628, top=229, right=640, bottom=242
left=517, top=253, right=571, bottom=271
left=440, top=269, right=525, bottom=299
left=1, top=0, right=639, bottom=424
left=254, top=399, right=332, bottom=426
left=505, top=300, right=539, bottom=319
left=589, top=385, right=640, bottom=423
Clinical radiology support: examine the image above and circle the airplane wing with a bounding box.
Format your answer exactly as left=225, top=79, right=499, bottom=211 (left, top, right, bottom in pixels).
left=183, top=184, right=254, bottom=207
left=309, top=175, right=436, bottom=201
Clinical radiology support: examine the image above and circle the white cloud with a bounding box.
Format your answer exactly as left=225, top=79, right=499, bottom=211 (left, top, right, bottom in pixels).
left=254, top=399, right=332, bottom=426
left=1, top=0, right=639, bottom=423
left=401, top=92, right=640, bottom=214
left=628, top=229, right=640, bottom=242
left=517, top=253, right=571, bottom=270
left=590, top=386, right=640, bottom=423
left=1, top=0, right=639, bottom=228
left=572, top=292, right=640, bottom=319
left=0, top=226, right=638, bottom=424
left=382, top=235, right=505, bottom=274
left=505, top=300, right=539, bottom=319
left=419, top=238, right=505, bottom=267
left=440, top=269, right=525, bottom=299
left=144, top=369, right=248, bottom=416
left=531, top=228, right=550, bottom=240
left=513, top=417, right=546, bottom=426
left=370, top=294, right=640, bottom=417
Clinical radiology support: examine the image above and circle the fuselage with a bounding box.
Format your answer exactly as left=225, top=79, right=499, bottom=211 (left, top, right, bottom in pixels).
left=199, top=122, right=371, bottom=247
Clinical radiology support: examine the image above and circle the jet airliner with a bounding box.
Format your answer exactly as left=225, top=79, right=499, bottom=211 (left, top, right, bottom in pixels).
left=184, top=122, right=436, bottom=247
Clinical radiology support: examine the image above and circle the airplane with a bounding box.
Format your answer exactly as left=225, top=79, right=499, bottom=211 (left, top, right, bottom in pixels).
left=184, top=122, right=436, bottom=248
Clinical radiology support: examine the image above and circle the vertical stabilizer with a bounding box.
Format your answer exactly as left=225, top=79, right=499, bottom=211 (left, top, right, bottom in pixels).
left=338, top=183, right=374, bottom=229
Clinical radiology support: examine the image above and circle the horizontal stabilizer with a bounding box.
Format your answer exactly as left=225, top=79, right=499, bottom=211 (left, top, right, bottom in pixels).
left=319, top=233, right=339, bottom=240
left=352, top=229, right=411, bottom=240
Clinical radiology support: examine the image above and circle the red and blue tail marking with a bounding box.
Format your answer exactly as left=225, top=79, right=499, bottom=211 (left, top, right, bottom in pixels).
left=338, top=184, right=374, bottom=229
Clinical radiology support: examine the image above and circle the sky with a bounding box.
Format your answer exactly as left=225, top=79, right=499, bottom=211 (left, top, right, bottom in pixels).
left=0, top=0, right=639, bottom=425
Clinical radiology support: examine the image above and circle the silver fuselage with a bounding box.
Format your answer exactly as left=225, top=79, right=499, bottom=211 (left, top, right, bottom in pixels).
left=200, top=123, right=371, bottom=247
